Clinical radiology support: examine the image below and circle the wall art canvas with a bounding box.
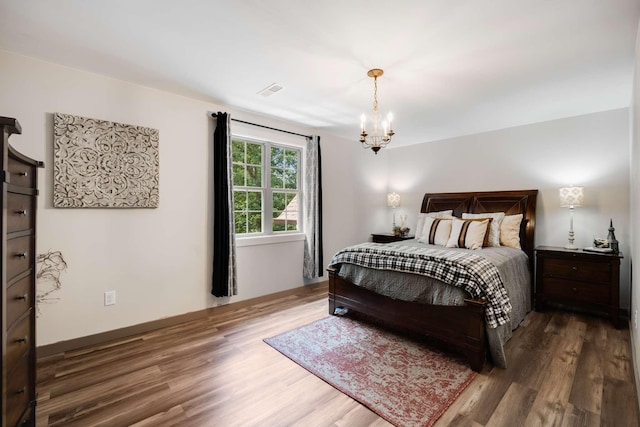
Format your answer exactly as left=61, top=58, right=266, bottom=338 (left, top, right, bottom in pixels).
left=53, top=113, right=159, bottom=208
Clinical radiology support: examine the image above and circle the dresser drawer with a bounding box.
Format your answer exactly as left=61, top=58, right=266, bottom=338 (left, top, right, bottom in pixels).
left=6, top=312, right=32, bottom=373
left=17, top=404, right=35, bottom=427
left=6, top=274, right=32, bottom=328
left=7, top=192, right=34, bottom=233
left=543, top=257, right=611, bottom=284
left=8, top=155, right=36, bottom=188
left=542, top=277, right=610, bottom=304
left=6, top=235, right=33, bottom=282
left=6, top=352, right=32, bottom=427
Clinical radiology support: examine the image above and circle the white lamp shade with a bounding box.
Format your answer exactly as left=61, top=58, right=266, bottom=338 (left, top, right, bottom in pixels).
left=387, top=192, right=400, bottom=208
left=559, top=186, right=584, bottom=208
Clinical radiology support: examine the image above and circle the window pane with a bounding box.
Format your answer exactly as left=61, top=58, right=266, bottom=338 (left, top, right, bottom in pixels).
left=284, top=170, right=297, bottom=189
left=271, top=168, right=284, bottom=188
left=247, top=191, right=261, bottom=210
left=271, top=147, right=284, bottom=168
left=235, top=212, right=247, bottom=234
left=232, top=140, right=245, bottom=163
left=286, top=222, right=297, bottom=231
left=248, top=213, right=262, bottom=233
left=233, top=164, right=245, bottom=186
left=246, top=165, right=262, bottom=187
left=246, top=143, right=262, bottom=165
left=273, top=222, right=286, bottom=232
left=284, top=149, right=297, bottom=170
left=233, top=191, right=247, bottom=211
left=273, top=192, right=286, bottom=210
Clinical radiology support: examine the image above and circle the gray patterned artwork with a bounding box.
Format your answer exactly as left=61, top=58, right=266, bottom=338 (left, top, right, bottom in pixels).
left=53, top=113, right=159, bottom=208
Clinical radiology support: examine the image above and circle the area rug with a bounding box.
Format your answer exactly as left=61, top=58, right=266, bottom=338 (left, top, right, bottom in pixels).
left=264, top=316, right=476, bottom=427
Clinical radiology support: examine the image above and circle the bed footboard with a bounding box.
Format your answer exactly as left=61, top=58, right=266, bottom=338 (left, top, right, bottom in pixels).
left=327, top=266, right=487, bottom=372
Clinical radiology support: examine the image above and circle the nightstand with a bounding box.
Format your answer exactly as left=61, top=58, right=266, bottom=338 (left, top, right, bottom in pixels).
left=371, top=233, right=415, bottom=243
left=535, top=246, right=623, bottom=328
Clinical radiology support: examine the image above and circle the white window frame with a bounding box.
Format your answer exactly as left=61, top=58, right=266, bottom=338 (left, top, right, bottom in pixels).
left=232, top=135, right=303, bottom=245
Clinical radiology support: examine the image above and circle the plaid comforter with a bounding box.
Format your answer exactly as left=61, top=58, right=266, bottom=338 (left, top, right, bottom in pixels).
left=329, top=242, right=512, bottom=328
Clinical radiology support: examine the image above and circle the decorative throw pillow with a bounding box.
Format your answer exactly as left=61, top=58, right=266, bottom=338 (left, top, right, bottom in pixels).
left=417, top=217, right=452, bottom=246
left=462, top=212, right=506, bottom=247
left=446, top=218, right=490, bottom=250
left=500, top=214, right=523, bottom=249
left=415, top=210, right=454, bottom=240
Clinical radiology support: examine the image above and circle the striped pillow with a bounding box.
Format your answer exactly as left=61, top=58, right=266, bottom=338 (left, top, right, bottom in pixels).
left=417, top=217, right=452, bottom=246
left=446, top=218, right=491, bottom=250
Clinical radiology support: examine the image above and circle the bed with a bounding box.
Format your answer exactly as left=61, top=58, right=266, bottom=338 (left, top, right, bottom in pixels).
left=327, top=189, right=538, bottom=371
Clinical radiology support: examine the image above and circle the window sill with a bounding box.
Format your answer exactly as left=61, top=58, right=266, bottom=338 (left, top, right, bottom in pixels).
left=236, top=233, right=305, bottom=247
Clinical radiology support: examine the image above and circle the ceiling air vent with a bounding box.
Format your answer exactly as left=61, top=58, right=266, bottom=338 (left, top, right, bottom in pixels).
left=257, top=83, right=284, bottom=97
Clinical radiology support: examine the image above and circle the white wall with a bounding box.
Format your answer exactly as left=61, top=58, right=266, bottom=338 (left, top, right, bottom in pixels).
left=386, top=109, right=632, bottom=308
left=0, top=50, right=378, bottom=346
left=630, top=16, right=640, bottom=406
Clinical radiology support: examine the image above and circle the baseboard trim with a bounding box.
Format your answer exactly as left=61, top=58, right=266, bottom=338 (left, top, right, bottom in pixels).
left=37, top=281, right=328, bottom=358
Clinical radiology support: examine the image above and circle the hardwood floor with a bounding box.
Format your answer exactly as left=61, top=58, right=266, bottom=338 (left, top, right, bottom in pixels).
left=36, top=283, right=639, bottom=426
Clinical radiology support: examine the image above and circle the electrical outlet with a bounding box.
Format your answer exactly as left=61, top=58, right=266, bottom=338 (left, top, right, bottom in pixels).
left=104, top=290, right=116, bottom=306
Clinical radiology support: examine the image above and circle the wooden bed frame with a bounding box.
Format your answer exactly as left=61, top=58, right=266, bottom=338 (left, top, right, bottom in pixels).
left=327, top=189, right=538, bottom=371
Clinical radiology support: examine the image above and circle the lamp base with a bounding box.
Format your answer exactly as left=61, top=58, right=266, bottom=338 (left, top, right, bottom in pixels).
left=564, top=244, right=579, bottom=250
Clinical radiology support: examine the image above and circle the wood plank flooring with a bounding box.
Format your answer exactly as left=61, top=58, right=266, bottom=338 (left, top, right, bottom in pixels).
left=36, top=283, right=639, bottom=426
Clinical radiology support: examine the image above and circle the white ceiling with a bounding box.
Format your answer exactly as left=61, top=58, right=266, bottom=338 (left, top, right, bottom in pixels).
left=1, top=0, right=639, bottom=147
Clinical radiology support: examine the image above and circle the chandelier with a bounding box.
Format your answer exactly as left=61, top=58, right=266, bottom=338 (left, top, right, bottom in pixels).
left=359, top=68, right=394, bottom=154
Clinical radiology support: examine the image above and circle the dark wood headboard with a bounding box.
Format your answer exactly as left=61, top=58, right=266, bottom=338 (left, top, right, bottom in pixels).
left=421, top=189, right=538, bottom=273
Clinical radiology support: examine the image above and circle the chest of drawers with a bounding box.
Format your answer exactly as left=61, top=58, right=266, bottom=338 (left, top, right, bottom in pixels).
left=1, top=117, right=44, bottom=427
left=535, top=246, right=623, bottom=328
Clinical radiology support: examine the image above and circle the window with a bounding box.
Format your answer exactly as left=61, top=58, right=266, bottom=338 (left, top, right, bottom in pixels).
left=232, top=137, right=301, bottom=236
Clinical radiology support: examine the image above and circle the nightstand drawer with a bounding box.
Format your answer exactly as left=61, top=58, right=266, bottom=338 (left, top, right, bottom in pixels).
left=544, top=258, right=610, bottom=283
left=543, top=277, right=610, bottom=304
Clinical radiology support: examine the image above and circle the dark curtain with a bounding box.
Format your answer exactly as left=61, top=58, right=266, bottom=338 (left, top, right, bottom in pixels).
left=212, top=112, right=237, bottom=296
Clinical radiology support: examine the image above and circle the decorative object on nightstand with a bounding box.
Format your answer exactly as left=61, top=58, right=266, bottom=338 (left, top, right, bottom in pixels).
left=585, top=219, right=620, bottom=254
left=535, top=246, right=622, bottom=328
left=387, top=192, right=401, bottom=234
left=371, top=233, right=415, bottom=244
left=606, top=219, right=619, bottom=253
left=559, top=186, right=584, bottom=250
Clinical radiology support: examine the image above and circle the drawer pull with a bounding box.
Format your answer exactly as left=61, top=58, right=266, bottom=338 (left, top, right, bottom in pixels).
left=16, top=293, right=28, bottom=301
left=572, top=287, right=578, bottom=292
left=16, top=209, right=28, bottom=216
left=17, top=171, right=28, bottom=177
left=16, top=336, right=28, bottom=344
left=16, top=252, right=28, bottom=259
left=14, top=387, right=26, bottom=395
left=572, top=266, right=578, bottom=271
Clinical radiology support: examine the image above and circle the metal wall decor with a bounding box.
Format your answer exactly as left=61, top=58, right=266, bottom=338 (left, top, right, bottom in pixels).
left=54, top=113, right=159, bottom=208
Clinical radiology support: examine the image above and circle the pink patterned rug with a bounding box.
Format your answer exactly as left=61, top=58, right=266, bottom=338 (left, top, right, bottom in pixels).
left=264, top=316, right=476, bottom=427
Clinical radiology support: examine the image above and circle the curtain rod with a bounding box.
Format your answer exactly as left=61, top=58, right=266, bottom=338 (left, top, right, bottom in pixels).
left=210, top=112, right=312, bottom=139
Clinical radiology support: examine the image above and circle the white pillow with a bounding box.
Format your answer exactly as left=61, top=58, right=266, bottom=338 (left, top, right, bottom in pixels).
left=500, top=214, right=523, bottom=249
left=415, top=210, right=454, bottom=240
left=417, top=217, right=452, bottom=246
left=462, top=212, right=505, bottom=247
left=446, top=218, right=490, bottom=250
